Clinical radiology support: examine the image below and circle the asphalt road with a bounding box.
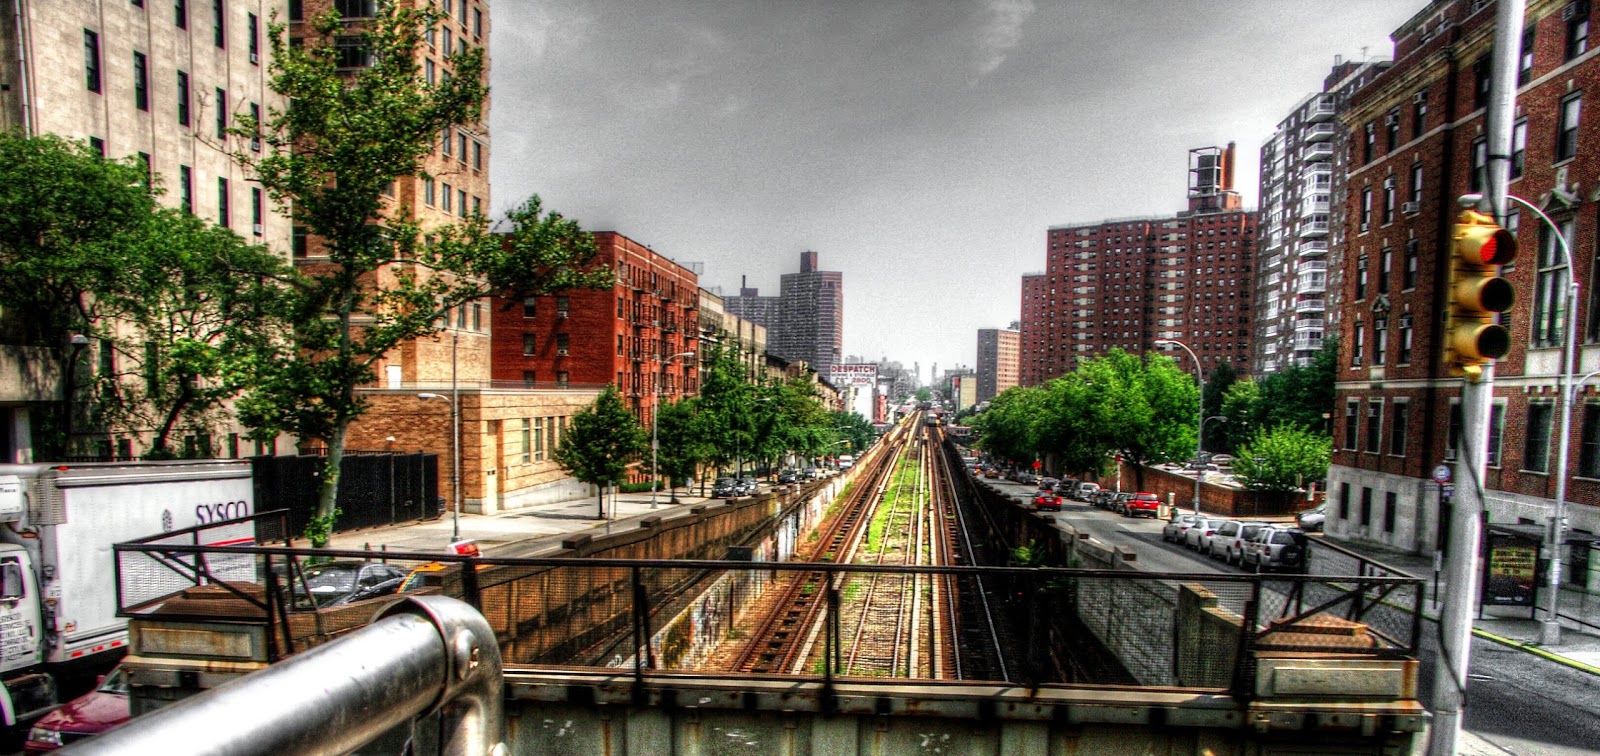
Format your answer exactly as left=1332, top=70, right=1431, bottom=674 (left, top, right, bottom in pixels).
left=988, top=479, right=1600, bottom=756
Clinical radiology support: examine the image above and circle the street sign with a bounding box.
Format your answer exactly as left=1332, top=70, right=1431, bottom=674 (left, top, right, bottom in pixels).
left=1432, top=464, right=1452, bottom=484
left=1032, top=460, right=1042, bottom=470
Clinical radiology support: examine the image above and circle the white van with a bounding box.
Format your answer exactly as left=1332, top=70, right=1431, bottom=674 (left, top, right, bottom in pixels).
left=1073, top=482, right=1101, bottom=501
left=838, top=455, right=855, bottom=470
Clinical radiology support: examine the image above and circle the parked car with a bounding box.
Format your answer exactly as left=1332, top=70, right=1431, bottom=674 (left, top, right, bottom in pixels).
left=1113, top=492, right=1135, bottom=512
left=1183, top=518, right=1224, bottom=551
left=1297, top=504, right=1327, bottom=532
left=24, top=666, right=131, bottom=753
left=1124, top=492, right=1161, bottom=518
left=1039, top=477, right=1060, bottom=491
left=738, top=477, right=759, bottom=495
left=712, top=477, right=738, bottom=497
left=1242, top=526, right=1312, bottom=572
left=777, top=469, right=799, bottom=484
left=1217, top=521, right=1270, bottom=565
left=985, top=468, right=1002, bottom=479
left=1162, top=513, right=1202, bottom=543
left=1055, top=478, right=1078, bottom=495
left=291, top=561, right=407, bottom=609
left=1073, top=482, right=1100, bottom=502
left=1033, top=489, right=1063, bottom=512
left=1018, top=472, right=1039, bottom=486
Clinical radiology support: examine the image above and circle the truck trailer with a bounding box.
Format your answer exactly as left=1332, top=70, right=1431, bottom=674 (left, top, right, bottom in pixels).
left=0, top=461, right=254, bottom=728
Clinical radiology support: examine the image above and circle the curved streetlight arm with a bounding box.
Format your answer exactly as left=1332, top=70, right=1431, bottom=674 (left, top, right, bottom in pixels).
left=1157, top=339, right=1209, bottom=515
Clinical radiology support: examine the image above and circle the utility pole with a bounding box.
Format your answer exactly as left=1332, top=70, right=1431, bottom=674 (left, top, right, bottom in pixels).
left=1431, top=4, right=1524, bottom=754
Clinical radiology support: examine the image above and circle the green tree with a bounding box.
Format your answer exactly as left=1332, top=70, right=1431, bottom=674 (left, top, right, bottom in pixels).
left=653, top=398, right=706, bottom=498
left=831, top=409, right=875, bottom=460
left=692, top=343, right=756, bottom=477
left=1078, top=349, right=1198, bottom=487
left=234, top=6, right=608, bottom=542
left=1218, top=379, right=1266, bottom=454
left=1202, top=361, right=1237, bottom=427
left=553, top=386, right=648, bottom=518
left=1231, top=424, right=1331, bottom=493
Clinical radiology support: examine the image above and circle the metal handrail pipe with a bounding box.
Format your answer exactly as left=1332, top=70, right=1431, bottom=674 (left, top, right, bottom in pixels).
left=65, top=596, right=505, bottom=756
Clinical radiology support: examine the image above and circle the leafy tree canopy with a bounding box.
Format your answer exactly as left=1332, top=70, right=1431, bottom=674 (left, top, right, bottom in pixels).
left=1231, top=424, right=1331, bottom=492
left=553, top=385, right=648, bottom=515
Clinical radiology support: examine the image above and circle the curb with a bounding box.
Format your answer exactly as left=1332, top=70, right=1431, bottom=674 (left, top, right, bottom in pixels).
left=1469, top=627, right=1600, bottom=677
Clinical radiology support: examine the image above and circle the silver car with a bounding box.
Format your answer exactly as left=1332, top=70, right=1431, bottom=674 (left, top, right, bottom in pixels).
left=1183, top=517, right=1224, bottom=551
left=1162, top=513, right=1202, bottom=543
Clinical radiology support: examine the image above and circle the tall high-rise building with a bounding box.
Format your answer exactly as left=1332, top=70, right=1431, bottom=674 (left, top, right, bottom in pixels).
left=0, top=0, right=291, bottom=461
left=1253, top=58, right=1390, bottom=375
left=723, top=275, right=781, bottom=345
left=772, top=251, right=844, bottom=374
left=976, top=328, right=1020, bottom=401
left=1326, top=0, right=1600, bottom=562
left=1022, top=146, right=1257, bottom=384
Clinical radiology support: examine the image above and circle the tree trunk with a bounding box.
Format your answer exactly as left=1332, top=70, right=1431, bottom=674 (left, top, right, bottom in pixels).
left=312, top=421, right=348, bottom=547
left=151, top=377, right=193, bottom=457
left=596, top=483, right=604, bottom=520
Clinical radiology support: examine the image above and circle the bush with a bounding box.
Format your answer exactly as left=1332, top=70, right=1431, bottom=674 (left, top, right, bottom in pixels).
left=619, top=481, right=665, bottom=493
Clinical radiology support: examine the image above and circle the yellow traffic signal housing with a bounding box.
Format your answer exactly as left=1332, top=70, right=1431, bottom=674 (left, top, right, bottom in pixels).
left=1447, top=209, right=1518, bottom=379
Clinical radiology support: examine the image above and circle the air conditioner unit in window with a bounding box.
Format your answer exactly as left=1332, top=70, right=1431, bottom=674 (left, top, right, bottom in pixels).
left=556, top=311, right=568, bottom=319
left=1384, top=113, right=1399, bottom=126
left=1413, top=92, right=1427, bottom=105
left=1401, top=201, right=1420, bottom=215
left=250, top=52, right=259, bottom=64
left=252, top=224, right=264, bottom=235
left=557, top=349, right=568, bottom=356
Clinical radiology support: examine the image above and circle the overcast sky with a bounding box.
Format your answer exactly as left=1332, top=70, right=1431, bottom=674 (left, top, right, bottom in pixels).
left=489, top=0, right=1421, bottom=382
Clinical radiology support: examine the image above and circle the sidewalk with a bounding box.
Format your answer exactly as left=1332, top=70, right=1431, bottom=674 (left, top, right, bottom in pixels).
left=1325, top=536, right=1600, bottom=675
left=323, top=487, right=717, bottom=557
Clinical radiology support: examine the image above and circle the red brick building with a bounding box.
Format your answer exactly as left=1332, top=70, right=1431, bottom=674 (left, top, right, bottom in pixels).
left=1021, top=146, right=1257, bottom=385
left=1328, top=0, right=1600, bottom=591
left=492, top=232, right=700, bottom=425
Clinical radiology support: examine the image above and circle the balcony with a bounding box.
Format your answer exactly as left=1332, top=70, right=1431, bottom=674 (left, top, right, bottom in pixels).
left=1295, top=274, right=1327, bottom=295
left=1299, top=199, right=1331, bottom=219
left=1298, top=260, right=1328, bottom=274
left=1294, top=298, right=1327, bottom=313
left=1304, top=122, right=1337, bottom=142
left=1294, top=318, right=1326, bottom=332
left=1298, top=240, right=1329, bottom=258
left=1307, top=95, right=1336, bottom=121
left=1293, top=334, right=1325, bottom=351
left=1301, top=142, right=1334, bottom=162
left=1297, top=221, right=1330, bottom=238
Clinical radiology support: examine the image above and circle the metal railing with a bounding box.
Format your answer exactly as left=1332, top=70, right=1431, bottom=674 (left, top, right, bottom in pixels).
left=115, top=512, right=1424, bottom=700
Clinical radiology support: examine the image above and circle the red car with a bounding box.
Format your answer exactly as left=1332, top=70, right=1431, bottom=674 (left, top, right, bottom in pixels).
left=24, top=666, right=131, bottom=753
left=1033, top=490, right=1063, bottom=511
left=1125, top=492, right=1161, bottom=518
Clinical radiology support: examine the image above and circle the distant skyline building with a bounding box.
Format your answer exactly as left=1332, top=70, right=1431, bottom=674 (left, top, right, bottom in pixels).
left=771, top=251, right=844, bottom=375
left=975, top=328, right=1020, bottom=401
left=723, top=275, right=781, bottom=334
left=1022, top=145, right=1258, bottom=384
left=1253, top=57, right=1390, bottom=375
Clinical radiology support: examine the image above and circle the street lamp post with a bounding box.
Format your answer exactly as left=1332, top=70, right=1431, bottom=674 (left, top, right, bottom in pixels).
left=418, top=391, right=460, bottom=542
left=1155, top=338, right=1210, bottom=514
left=652, top=351, right=696, bottom=510
left=1464, top=191, right=1581, bottom=645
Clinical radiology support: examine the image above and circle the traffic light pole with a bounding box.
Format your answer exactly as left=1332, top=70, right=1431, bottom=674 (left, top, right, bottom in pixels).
left=1430, top=4, right=1524, bottom=755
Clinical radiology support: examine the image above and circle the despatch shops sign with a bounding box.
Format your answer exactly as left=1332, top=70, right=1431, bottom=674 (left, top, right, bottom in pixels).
left=828, top=364, right=878, bottom=388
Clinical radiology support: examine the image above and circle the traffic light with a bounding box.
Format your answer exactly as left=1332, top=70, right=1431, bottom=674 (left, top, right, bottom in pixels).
left=1447, top=209, right=1518, bottom=380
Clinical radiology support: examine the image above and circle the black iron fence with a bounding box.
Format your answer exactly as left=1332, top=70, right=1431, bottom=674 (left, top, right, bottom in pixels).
left=116, top=512, right=1424, bottom=699
left=250, top=451, right=438, bottom=535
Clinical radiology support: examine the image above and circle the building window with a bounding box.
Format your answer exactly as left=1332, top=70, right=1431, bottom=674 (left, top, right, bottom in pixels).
left=1360, top=187, right=1372, bottom=231
left=336, top=0, right=376, bottom=17
left=335, top=36, right=370, bottom=68
left=1404, top=239, right=1419, bottom=290
left=138, top=152, right=151, bottom=183
left=1534, top=219, right=1573, bottom=348
left=1488, top=403, right=1506, bottom=467
left=1373, top=316, right=1388, bottom=366
left=1568, top=10, right=1590, bottom=60
left=522, top=334, right=535, bottom=355
left=217, top=177, right=230, bottom=227
left=1511, top=119, right=1527, bottom=179
left=1474, top=56, right=1491, bottom=110
left=85, top=31, right=102, bottom=92
left=1520, top=26, right=1537, bottom=84
left=1399, top=314, right=1414, bottom=364
left=1356, top=256, right=1368, bottom=300
left=1412, top=90, right=1427, bottom=139
left=520, top=419, right=532, bottom=463
left=289, top=0, right=302, bottom=20
left=1382, top=180, right=1396, bottom=225
left=213, top=0, right=224, bottom=47
left=251, top=187, right=262, bottom=235
left=248, top=13, right=258, bottom=62
left=1369, top=398, right=1382, bottom=451
left=471, top=303, right=480, bottom=330
left=1384, top=492, right=1397, bottom=534
left=472, top=141, right=482, bottom=170
left=175, top=0, right=187, bottom=29
left=522, top=297, right=536, bottom=318
left=1363, top=122, right=1376, bottom=163
left=557, top=371, right=569, bottom=387
left=1409, top=162, right=1423, bottom=204
left=1379, top=247, right=1392, bottom=293
left=1557, top=94, right=1582, bottom=162
left=293, top=226, right=308, bottom=258
left=556, top=296, right=570, bottom=316
left=1580, top=404, right=1600, bottom=477
left=458, top=189, right=466, bottom=215
left=1390, top=401, right=1410, bottom=456
left=556, top=333, right=569, bottom=352
left=179, top=165, right=193, bottom=212
left=458, top=132, right=467, bottom=161
left=177, top=71, right=190, bottom=126
left=442, top=183, right=453, bottom=213
left=1386, top=108, right=1400, bottom=150
left=1525, top=401, right=1554, bottom=472
left=131, top=52, right=150, bottom=110
left=250, top=102, right=261, bottom=151
left=424, top=178, right=435, bottom=205
left=1360, top=487, right=1373, bottom=527
left=88, top=137, right=105, bottom=156
left=1344, top=401, right=1359, bottom=450
left=474, top=7, right=483, bottom=38
left=1470, top=138, right=1487, bottom=192
left=214, top=87, right=227, bottom=138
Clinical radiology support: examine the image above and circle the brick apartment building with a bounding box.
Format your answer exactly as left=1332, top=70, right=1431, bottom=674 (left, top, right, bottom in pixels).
left=773, top=251, right=844, bottom=376
left=975, top=328, right=1020, bottom=401
left=1021, top=146, right=1257, bottom=385
left=0, top=0, right=291, bottom=461
left=1254, top=58, right=1392, bottom=375
left=492, top=232, right=700, bottom=426
left=1327, top=0, right=1600, bottom=594
left=699, top=288, right=769, bottom=383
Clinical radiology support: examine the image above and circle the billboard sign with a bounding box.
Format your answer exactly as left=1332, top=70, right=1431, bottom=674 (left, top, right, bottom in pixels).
left=829, top=364, right=878, bottom=388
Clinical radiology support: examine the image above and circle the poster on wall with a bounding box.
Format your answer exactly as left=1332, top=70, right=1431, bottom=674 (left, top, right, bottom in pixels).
left=1481, top=531, right=1540, bottom=608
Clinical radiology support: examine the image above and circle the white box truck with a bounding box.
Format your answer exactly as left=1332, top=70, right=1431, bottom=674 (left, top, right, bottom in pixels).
left=0, top=460, right=254, bottom=727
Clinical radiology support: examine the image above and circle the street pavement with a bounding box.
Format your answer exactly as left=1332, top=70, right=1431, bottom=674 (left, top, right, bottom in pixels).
left=984, top=477, right=1600, bottom=756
